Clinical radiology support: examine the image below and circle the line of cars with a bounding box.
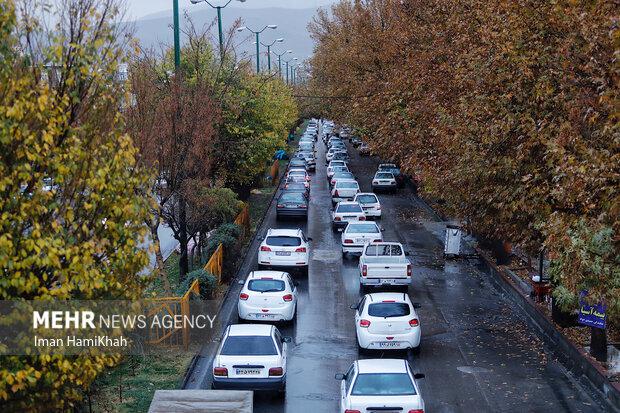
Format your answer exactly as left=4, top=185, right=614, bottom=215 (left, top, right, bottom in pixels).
left=210, top=119, right=321, bottom=395
left=323, top=124, right=426, bottom=413
left=211, top=119, right=426, bottom=412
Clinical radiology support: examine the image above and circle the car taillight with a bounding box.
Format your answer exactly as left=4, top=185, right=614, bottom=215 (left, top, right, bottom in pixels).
left=213, top=367, right=228, bottom=377
left=407, top=263, right=412, bottom=277
left=373, top=239, right=382, bottom=242
left=239, top=293, right=249, bottom=300
left=409, top=318, right=419, bottom=327
left=408, top=410, right=424, bottom=413
left=269, top=367, right=284, bottom=376
left=377, top=205, right=381, bottom=210
left=277, top=204, right=284, bottom=208
left=373, top=180, right=378, bottom=184
left=359, top=216, right=366, bottom=221
left=345, top=410, right=361, bottom=413
left=283, top=294, right=293, bottom=302
left=295, top=247, right=307, bottom=252
left=299, top=204, right=307, bottom=208
left=334, top=216, right=341, bottom=221
left=334, top=190, right=339, bottom=197
left=344, top=239, right=353, bottom=244
left=359, top=319, right=371, bottom=328
left=362, top=265, right=367, bottom=277
left=260, top=246, right=272, bottom=252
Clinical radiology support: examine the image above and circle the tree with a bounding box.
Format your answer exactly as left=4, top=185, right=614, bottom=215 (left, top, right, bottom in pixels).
left=0, top=0, right=151, bottom=409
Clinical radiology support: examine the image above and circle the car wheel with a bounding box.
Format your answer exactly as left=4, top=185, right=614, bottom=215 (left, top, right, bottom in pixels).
left=411, top=345, right=421, bottom=356
left=342, top=251, right=347, bottom=259
left=359, top=284, right=367, bottom=294
left=301, top=266, right=309, bottom=276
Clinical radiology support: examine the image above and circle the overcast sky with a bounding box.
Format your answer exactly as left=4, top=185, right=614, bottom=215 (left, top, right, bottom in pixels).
left=126, top=0, right=338, bottom=20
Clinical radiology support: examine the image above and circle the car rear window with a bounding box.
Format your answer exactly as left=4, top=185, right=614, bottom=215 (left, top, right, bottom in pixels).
left=356, top=194, right=378, bottom=204
left=334, top=173, right=354, bottom=179
left=376, top=172, right=393, bottom=179
left=364, top=244, right=403, bottom=256
left=337, top=181, right=359, bottom=189
left=346, top=224, right=379, bottom=234
left=337, top=204, right=363, bottom=213
left=248, top=279, right=286, bottom=292
left=279, top=193, right=305, bottom=202
left=334, top=166, right=348, bottom=172
left=368, top=303, right=410, bottom=317
left=266, top=236, right=301, bottom=247
left=351, top=373, right=416, bottom=396
left=221, top=336, right=277, bottom=356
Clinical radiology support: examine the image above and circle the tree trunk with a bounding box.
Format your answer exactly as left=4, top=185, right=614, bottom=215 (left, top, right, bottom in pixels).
left=590, top=327, right=607, bottom=362
left=178, top=195, right=189, bottom=278
left=150, top=221, right=172, bottom=295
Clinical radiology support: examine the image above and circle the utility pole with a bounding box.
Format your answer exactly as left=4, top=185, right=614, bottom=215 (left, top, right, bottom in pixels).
left=173, top=0, right=181, bottom=69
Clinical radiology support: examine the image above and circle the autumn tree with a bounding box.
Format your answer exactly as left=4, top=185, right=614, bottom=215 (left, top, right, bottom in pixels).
left=0, top=0, right=151, bottom=409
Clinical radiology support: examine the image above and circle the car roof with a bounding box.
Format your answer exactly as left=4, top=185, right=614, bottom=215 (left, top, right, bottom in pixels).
left=357, top=358, right=408, bottom=374
left=365, top=292, right=410, bottom=303
left=228, top=324, right=273, bottom=337
left=337, top=201, right=361, bottom=207
left=375, top=171, right=394, bottom=176
left=356, top=192, right=378, bottom=197
left=379, top=163, right=397, bottom=167
left=248, top=270, right=288, bottom=280
left=266, top=228, right=303, bottom=237
left=336, top=179, right=358, bottom=185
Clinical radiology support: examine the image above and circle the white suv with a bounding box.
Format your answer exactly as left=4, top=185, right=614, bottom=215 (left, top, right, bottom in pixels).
left=353, top=193, right=381, bottom=219
left=351, top=292, right=421, bottom=352
left=258, top=229, right=311, bottom=275
left=341, top=221, right=383, bottom=257
left=335, top=359, right=425, bottom=413
left=212, top=324, right=290, bottom=394
left=238, top=271, right=298, bottom=322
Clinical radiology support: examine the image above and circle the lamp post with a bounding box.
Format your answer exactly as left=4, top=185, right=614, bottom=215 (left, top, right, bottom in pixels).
left=260, top=38, right=284, bottom=73
left=273, top=49, right=292, bottom=79
left=237, top=24, right=278, bottom=73
left=283, top=57, right=297, bottom=85
left=190, top=0, right=247, bottom=60
left=173, top=0, right=180, bottom=68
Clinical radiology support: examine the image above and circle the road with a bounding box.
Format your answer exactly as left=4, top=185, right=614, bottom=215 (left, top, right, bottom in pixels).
left=185, top=128, right=609, bottom=412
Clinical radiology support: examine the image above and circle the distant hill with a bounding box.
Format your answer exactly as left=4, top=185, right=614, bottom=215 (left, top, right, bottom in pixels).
left=131, top=6, right=323, bottom=64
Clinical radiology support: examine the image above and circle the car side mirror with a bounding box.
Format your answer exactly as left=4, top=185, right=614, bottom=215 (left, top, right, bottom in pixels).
left=413, top=302, right=422, bottom=309
left=405, top=251, right=411, bottom=256
left=337, top=228, right=344, bottom=233
left=307, top=237, right=313, bottom=241
left=334, top=373, right=346, bottom=380
left=381, top=227, right=385, bottom=232
left=282, top=336, right=292, bottom=343
left=349, top=304, right=357, bottom=310
left=237, top=279, right=245, bottom=285
left=293, top=281, right=300, bottom=287
left=414, top=373, right=425, bottom=380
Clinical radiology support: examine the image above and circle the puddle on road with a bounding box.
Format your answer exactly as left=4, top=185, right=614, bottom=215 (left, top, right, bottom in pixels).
left=311, top=249, right=342, bottom=263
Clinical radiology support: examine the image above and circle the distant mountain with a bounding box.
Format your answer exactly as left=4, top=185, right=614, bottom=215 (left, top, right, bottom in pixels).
left=132, top=6, right=324, bottom=63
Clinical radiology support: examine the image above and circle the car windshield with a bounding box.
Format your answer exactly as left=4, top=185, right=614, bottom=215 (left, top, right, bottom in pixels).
left=333, top=166, right=348, bottom=172
left=248, top=279, right=286, bottom=293
left=221, top=336, right=277, bottom=356
left=337, top=204, right=363, bottom=213
left=337, top=181, right=359, bottom=189
left=290, top=161, right=306, bottom=167
left=356, top=194, right=378, bottom=204
left=266, top=236, right=301, bottom=247
left=334, top=173, right=354, bottom=179
left=365, top=244, right=403, bottom=256
left=279, top=193, right=305, bottom=203
left=351, top=373, right=416, bottom=396
left=285, top=183, right=305, bottom=189
left=289, top=171, right=305, bottom=176
left=376, top=172, right=393, bottom=179
left=346, top=224, right=379, bottom=234
left=287, top=176, right=305, bottom=183
left=368, top=303, right=410, bottom=317
left=379, top=164, right=397, bottom=170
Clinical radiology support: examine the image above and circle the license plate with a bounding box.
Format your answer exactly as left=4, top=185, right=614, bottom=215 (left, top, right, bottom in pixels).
left=236, top=368, right=261, bottom=375
left=379, top=341, right=401, bottom=348
left=343, top=216, right=356, bottom=220
left=379, top=181, right=390, bottom=184
left=382, top=279, right=398, bottom=284
left=355, top=238, right=365, bottom=243
left=275, top=251, right=291, bottom=256
left=254, top=313, right=276, bottom=319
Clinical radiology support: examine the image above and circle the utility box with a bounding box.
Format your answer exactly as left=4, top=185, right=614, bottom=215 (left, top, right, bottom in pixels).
left=444, top=225, right=462, bottom=258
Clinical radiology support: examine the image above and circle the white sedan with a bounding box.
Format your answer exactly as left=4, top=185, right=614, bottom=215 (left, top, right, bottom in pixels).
left=354, top=193, right=382, bottom=219
left=341, top=222, right=383, bottom=256
left=336, top=359, right=425, bottom=413
left=331, top=179, right=360, bottom=205
left=327, top=164, right=349, bottom=180
left=258, top=228, right=311, bottom=275
left=238, top=271, right=298, bottom=322
left=351, top=292, right=421, bottom=352
left=332, top=201, right=366, bottom=231
left=212, top=324, right=290, bottom=394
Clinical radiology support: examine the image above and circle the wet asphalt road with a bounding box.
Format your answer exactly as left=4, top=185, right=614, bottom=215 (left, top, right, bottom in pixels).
left=186, top=129, right=609, bottom=412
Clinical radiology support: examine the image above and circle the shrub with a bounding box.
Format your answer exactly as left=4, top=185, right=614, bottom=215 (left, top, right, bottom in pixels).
left=177, top=269, right=217, bottom=300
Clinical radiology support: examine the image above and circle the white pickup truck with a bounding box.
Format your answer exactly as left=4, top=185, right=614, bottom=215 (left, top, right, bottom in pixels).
left=358, top=242, right=412, bottom=291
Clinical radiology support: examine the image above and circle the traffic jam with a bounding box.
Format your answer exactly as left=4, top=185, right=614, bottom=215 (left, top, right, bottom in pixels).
left=210, top=120, right=426, bottom=413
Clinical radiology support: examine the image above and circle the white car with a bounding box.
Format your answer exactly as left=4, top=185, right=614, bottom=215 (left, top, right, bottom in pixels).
left=258, top=228, right=311, bottom=275
left=352, top=292, right=421, bottom=352
left=326, top=148, right=347, bottom=163
left=336, top=359, right=425, bottom=413
left=353, top=193, right=382, bottom=219
left=372, top=171, right=397, bottom=192
left=328, top=160, right=347, bottom=169
left=327, top=164, right=350, bottom=180
left=331, top=179, right=360, bottom=205
left=287, top=169, right=310, bottom=182
left=332, top=201, right=366, bottom=231
left=238, top=271, right=298, bottom=322
left=341, top=222, right=383, bottom=256
left=330, top=171, right=356, bottom=188
left=212, top=324, right=290, bottom=393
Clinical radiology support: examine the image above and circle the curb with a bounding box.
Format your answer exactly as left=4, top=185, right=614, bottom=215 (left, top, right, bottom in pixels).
left=475, top=246, right=620, bottom=411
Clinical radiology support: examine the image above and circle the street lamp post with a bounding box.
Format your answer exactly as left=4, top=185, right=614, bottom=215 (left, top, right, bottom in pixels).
left=273, top=49, right=292, bottom=79
left=238, top=24, right=278, bottom=73
left=173, top=0, right=181, bottom=68
left=260, top=38, right=284, bottom=73
left=190, top=0, right=247, bottom=60
left=283, top=57, right=297, bottom=85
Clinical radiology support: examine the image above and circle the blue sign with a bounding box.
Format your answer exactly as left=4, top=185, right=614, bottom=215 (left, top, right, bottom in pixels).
left=578, top=291, right=606, bottom=329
